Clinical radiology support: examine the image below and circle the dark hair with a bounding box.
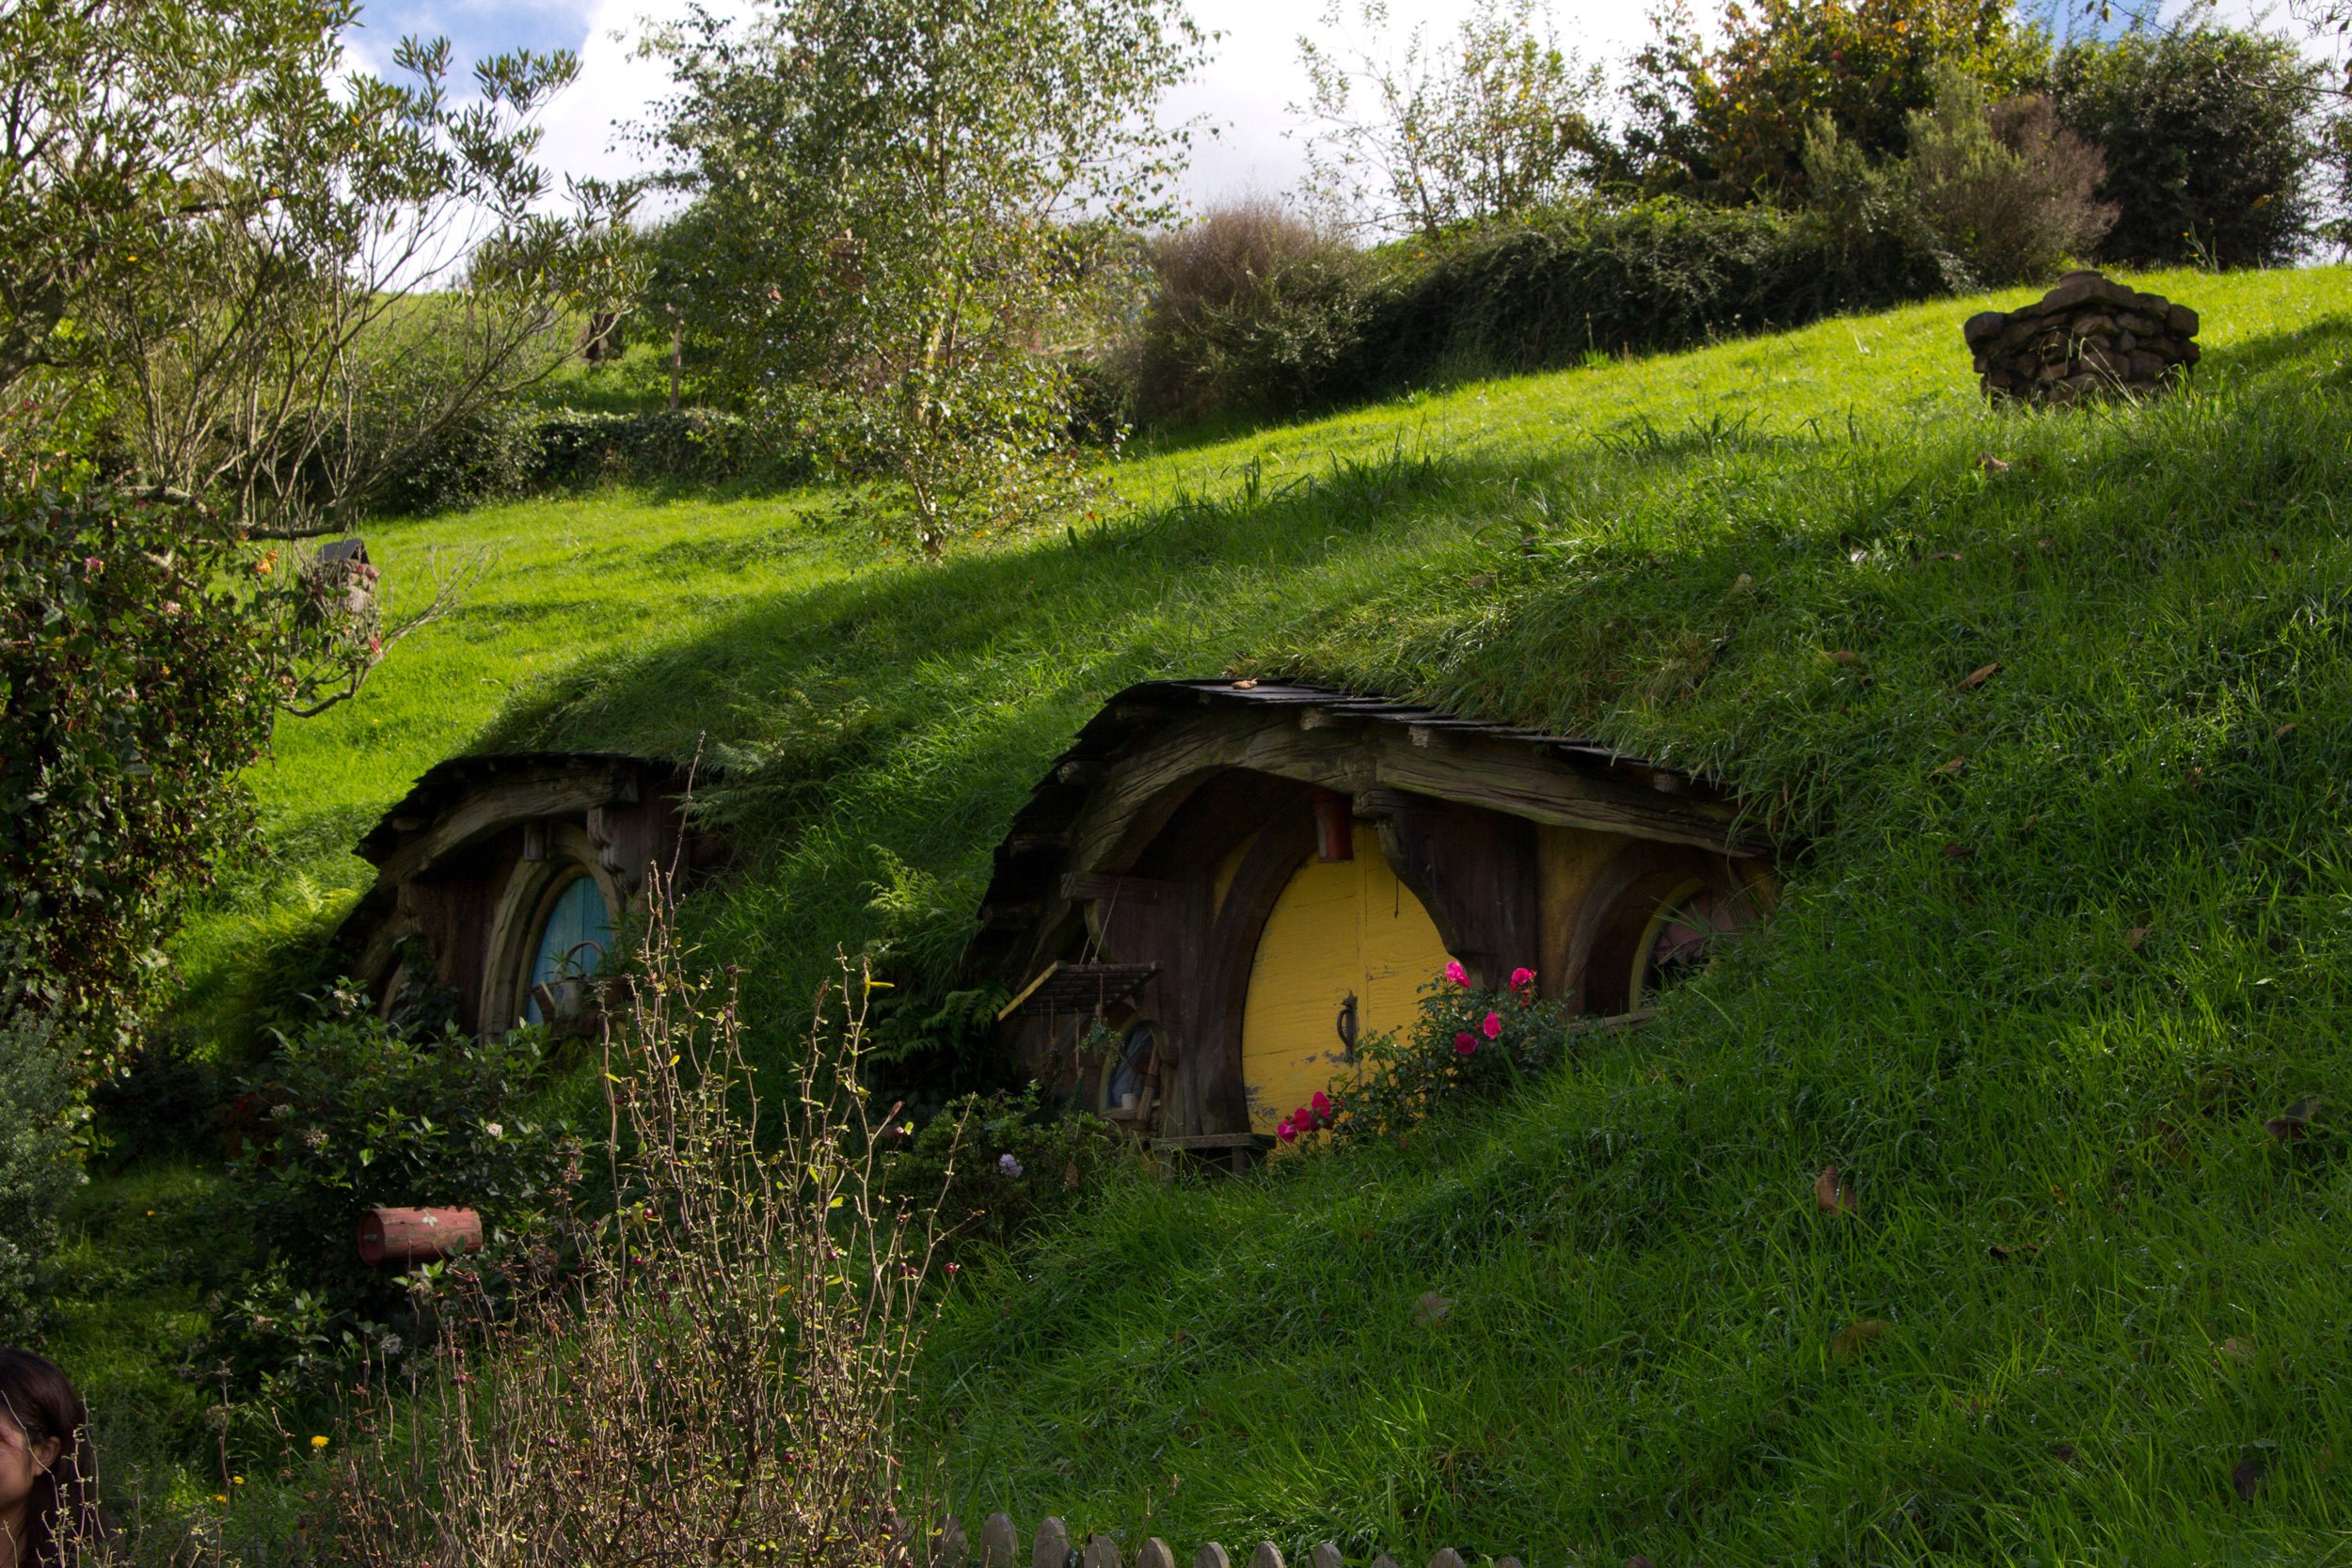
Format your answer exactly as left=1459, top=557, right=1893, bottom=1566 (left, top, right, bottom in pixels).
left=0, top=1350, right=97, bottom=1568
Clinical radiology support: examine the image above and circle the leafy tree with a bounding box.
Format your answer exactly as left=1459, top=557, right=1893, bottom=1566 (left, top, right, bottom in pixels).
left=2053, top=23, right=2327, bottom=266
left=1294, top=0, right=1608, bottom=238
left=644, top=0, right=1205, bottom=554
left=1618, top=0, right=2047, bottom=202
left=0, top=0, right=639, bottom=534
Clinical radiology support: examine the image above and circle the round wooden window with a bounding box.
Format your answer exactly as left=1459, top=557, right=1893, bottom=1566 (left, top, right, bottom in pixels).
left=1629, top=879, right=1755, bottom=1007
left=1097, top=1022, right=1156, bottom=1116
left=522, top=873, right=613, bottom=1024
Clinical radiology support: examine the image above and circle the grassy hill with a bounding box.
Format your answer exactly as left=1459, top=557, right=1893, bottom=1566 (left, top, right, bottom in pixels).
left=164, top=266, right=2352, bottom=1561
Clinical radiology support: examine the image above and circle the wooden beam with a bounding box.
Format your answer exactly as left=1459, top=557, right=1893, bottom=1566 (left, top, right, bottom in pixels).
left=1061, top=871, right=1178, bottom=906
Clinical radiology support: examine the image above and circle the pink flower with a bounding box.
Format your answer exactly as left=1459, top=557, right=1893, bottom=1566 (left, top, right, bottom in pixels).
left=1454, top=1031, right=1478, bottom=1055
left=1444, top=960, right=1469, bottom=987
left=1481, top=1011, right=1502, bottom=1039
left=1277, top=1120, right=1299, bottom=1143
left=82, top=556, right=103, bottom=572
left=1311, top=1090, right=1332, bottom=1117
left=1510, top=967, right=1536, bottom=990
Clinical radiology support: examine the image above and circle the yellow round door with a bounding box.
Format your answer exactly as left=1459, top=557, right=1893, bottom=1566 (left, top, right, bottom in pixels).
left=1239, top=823, right=1456, bottom=1132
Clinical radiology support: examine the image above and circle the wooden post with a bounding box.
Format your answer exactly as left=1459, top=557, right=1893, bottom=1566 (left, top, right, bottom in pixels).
left=1369, top=1556, right=1401, bottom=1568
left=981, top=1513, right=1019, bottom=1568
left=1311, top=1547, right=1344, bottom=1568
left=1195, top=1545, right=1232, bottom=1568
left=1249, top=1545, right=1285, bottom=1568
left=1082, top=1537, right=1121, bottom=1568
left=935, top=1518, right=970, bottom=1568
left=1036, top=1518, right=1073, bottom=1568
left=1138, top=1542, right=1176, bottom=1568
left=1427, top=1551, right=1466, bottom=1568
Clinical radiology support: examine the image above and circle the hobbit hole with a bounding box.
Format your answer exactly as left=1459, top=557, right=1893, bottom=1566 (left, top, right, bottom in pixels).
left=334, top=752, right=720, bottom=1036
left=969, top=681, right=1777, bottom=1163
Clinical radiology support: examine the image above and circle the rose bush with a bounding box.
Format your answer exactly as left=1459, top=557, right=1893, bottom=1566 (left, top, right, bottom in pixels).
left=1316, top=962, right=1581, bottom=1143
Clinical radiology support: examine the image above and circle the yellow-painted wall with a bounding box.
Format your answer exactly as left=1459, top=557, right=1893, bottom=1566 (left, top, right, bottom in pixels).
left=1238, top=824, right=1455, bottom=1132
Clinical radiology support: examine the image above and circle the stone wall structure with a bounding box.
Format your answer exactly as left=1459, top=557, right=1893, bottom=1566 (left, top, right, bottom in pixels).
left=1965, top=270, right=2201, bottom=404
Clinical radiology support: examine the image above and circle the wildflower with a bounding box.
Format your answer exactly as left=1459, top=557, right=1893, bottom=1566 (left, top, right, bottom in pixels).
left=1509, top=966, right=1536, bottom=990
left=997, top=1152, right=1024, bottom=1179
left=1444, top=960, right=1470, bottom=986
left=310, top=1435, right=329, bottom=1449
left=484, top=1122, right=503, bottom=1139
left=1454, top=1031, right=1478, bottom=1056
left=1481, top=1011, right=1502, bottom=1039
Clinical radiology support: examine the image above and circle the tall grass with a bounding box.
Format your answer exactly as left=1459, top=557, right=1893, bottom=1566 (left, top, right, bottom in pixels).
left=132, top=265, right=2352, bottom=1561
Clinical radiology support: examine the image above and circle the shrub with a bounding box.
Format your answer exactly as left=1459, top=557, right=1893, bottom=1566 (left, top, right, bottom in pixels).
left=366, top=396, right=541, bottom=517
left=1617, top=0, right=2048, bottom=201
left=0, top=483, right=281, bottom=1072
left=1317, top=962, right=1581, bottom=1144
left=1908, top=81, right=2115, bottom=286
left=1324, top=198, right=1948, bottom=400
left=0, top=1007, right=83, bottom=1333
left=1126, top=200, right=1358, bottom=424
left=2054, top=26, right=2326, bottom=267
left=882, top=1083, right=1119, bottom=1257
left=211, top=985, right=583, bottom=1386
left=530, top=406, right=781, bottom=489
left=326, top=907, right=944, bottom=1568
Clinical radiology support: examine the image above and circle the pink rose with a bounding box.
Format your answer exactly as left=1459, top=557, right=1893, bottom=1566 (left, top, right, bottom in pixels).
left=1510, top=967, right=1536, bottom=990
left=1311, top=1090, right=1332, bottom=1117
left=1454, top=1031, right=1478, bottom=1055
left=1444, top=960, right=1469, bottom=987
left=1277, top=1120, right=1298, bottom=1143
left=1482, top=1011, right=1502, bottom=1039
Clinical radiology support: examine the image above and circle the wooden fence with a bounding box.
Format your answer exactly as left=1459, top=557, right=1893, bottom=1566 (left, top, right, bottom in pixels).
left=930, top=1513, right=1625, bottom=1568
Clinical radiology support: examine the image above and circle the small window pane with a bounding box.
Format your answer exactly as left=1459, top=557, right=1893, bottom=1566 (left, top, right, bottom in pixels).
left=524, top=875, right=612, bottom=1024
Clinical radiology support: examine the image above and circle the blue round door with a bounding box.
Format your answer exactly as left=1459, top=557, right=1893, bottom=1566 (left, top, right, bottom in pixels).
left=523, top=875, right=613, bottom=1024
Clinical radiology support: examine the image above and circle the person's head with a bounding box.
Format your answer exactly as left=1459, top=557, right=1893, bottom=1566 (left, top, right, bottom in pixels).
left=0, top=1351, right=94, bottom=1567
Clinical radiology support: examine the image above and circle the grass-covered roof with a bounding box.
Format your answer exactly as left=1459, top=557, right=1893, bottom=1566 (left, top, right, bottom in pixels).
left=177, top=264, right=2352, bottom=1559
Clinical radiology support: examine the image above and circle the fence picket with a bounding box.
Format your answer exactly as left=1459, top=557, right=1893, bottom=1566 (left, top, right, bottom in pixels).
left=1427, top=1550, right=1466, bottom=1568
left=1248, top=1544, right=1285, bottom=1568
left=981, top=1513, right=1019, bottom=1568
left=1083, top=1536, right=1122, bottom=1568
left=935, top=1517, right=970, bottom=1568
left=1138, top=1540, right=1177, bottom=1568
left=1036, top=1518, right=1075, bottom=1568
left=1310, top=1544, right=1344, bottom=1568
left=1195, top=1543, right=1232, bottom=1568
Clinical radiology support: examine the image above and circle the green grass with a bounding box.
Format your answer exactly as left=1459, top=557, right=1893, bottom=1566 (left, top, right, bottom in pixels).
left=152, top=264, right=2352, bottom=1561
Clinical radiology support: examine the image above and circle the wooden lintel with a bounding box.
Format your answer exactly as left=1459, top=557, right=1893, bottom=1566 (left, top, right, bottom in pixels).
left=1299, top=708, right=1363, bottom=730
left=1056, top=759, right=1106, bottom=785
left=1374, top=736, right=1763, bottom=856
left=1406, top=724, right=1458, bottom=750
left=1060, top=871, right=1176, bottom=906
left=978, top=902, right=1040, bottom=927
left=1007, top=831, right=1070, bottom=855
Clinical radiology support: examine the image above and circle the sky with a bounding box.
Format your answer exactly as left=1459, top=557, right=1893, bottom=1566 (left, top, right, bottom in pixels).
left=346, top=0, right=1661, bottom=212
